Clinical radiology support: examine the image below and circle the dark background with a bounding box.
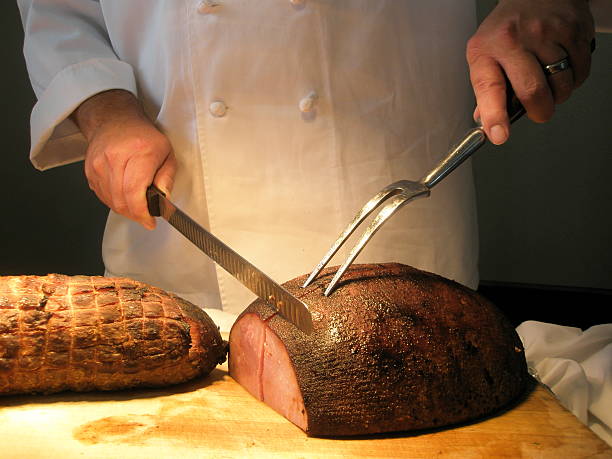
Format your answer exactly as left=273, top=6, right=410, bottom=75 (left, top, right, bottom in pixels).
left=1, top=4, right=106, bottom=276
left=2, top=3, right=610, bottom=327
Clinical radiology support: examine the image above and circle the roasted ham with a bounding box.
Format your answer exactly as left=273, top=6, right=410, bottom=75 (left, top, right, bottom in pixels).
left=229, top=263, right=529, bottom=436
left=0, top=274, right=227, bottom=395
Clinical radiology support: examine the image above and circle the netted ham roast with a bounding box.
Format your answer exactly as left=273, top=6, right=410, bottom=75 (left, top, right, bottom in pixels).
left=229, top=263, right=529, bottom=437
left=0, top=274, right=227, bottom=395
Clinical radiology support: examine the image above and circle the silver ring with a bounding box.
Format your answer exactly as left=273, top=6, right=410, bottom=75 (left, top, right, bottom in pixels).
left=544, top=57, right=571, bottom=75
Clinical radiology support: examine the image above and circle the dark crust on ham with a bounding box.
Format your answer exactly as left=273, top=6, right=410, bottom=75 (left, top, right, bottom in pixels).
left=0, top=274, right=227, bottom=395
left=237, top=263, right=529, bottom=436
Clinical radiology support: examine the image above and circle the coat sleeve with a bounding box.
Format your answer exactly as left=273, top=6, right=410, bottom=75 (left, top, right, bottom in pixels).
left=17, top=0, right=138, bottom=170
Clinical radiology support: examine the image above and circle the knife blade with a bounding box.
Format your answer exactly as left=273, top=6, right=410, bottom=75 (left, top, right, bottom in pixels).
left=146, top=185, right=313, bottom=334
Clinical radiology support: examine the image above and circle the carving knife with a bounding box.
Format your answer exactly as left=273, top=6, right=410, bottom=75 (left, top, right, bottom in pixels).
left=146, top=185, right=313, bottom=334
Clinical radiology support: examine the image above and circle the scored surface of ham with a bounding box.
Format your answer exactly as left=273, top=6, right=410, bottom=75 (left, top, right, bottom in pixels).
left=0, top=274, right=227, bottom=395
left=229, top=263, right=530, bottom=437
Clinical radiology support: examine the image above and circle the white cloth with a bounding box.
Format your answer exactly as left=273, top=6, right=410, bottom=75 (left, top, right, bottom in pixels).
left=19, top=1, right=480, bottom=330
left=517, top=321, right=612, bottom=446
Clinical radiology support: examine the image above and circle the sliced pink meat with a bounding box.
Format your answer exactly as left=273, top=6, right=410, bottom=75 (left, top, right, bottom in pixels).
left=229, top=312, right=307, bottom=430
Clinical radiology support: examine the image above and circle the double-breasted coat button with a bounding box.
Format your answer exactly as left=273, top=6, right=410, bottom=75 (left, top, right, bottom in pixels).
left=209, top=100, right=227, bottom=117
left=198, top=0, right=220, bottom=14
left=299, top=91, right=318, bottom=113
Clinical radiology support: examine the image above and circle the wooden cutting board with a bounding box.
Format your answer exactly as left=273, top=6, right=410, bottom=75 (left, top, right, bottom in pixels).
left=1, top=358, right=610, bottom=459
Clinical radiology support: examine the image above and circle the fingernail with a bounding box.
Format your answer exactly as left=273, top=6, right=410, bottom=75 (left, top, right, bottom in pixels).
left=489, top=124, right=508, bottom=145
left=157, top=183, right=172, bottom=198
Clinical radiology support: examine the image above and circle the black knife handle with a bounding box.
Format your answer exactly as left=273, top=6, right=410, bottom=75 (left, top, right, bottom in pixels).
left=506, top=79, right=526, bottom=125
left=146, top=185, right=164, bottom=217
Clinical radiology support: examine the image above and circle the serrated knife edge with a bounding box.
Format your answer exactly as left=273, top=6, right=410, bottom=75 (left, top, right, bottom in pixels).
left=146, top=185, right=313, bottom=334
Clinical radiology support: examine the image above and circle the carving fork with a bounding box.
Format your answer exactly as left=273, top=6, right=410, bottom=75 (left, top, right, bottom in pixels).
left=303, top=89, right=526, bottom=295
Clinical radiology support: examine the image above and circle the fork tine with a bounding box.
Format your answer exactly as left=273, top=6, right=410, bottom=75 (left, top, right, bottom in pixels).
left=301, top=180, right=412, bottom=289
left=323, top=188, right=429, bottom=296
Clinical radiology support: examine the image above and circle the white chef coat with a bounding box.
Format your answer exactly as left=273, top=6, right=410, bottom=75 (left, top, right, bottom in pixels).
left=19, top=0, right=481, bottom=331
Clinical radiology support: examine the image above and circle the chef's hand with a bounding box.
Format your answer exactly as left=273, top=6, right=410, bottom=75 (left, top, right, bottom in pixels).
left=466, top=0, right=595, bottom=144
left=72, top=89, right=176, bottom=230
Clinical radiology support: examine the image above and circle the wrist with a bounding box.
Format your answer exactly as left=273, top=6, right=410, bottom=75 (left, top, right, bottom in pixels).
left=72, top=89, right=148, bottom=142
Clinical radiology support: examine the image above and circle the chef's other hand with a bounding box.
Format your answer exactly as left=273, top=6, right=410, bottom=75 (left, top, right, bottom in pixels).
left=466, top=0, right=595, bottom=145
left=72, top=89, right=176, bottom=230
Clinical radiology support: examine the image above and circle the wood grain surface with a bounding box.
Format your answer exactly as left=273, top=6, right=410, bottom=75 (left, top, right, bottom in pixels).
left=1, top=357, right=610, bottom=459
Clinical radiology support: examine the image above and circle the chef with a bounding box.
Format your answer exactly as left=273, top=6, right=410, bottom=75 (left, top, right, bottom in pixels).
left=18, top=0, right=601, bottom=331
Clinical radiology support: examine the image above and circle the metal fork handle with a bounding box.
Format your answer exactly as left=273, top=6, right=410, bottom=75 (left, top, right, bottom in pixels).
left=426, top=37, right=597, bottom=187
left=422, top=127, right=486, bottom=188
left=422, top=66, right=531, bottom=188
